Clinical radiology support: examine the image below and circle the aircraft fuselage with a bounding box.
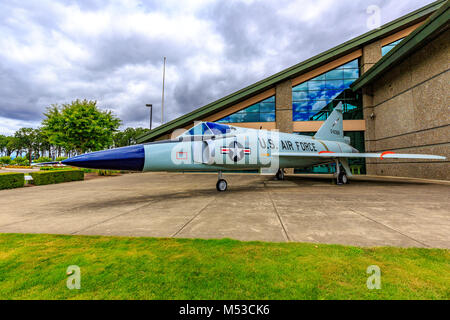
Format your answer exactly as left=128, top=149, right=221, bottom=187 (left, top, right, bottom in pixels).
left=140, top=130, right=357, bottom=172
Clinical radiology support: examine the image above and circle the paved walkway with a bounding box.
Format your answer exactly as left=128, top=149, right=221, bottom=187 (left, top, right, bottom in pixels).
left=0, top=172, right=449, bottom=248
left=0, top=167, right=39, bottom=173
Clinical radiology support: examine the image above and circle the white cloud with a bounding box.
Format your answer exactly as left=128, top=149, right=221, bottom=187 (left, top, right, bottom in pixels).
left=278, top=0, right=335, bottom=22
left=0, top=116, right=40, bottom=135
left=0, top=0, right=433, bottom=134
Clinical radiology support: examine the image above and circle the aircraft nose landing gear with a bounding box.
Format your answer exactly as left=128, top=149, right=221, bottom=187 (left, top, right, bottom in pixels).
left=216, top=179, right=227, bottom=191
left=216, top=171, right=228, bottom=191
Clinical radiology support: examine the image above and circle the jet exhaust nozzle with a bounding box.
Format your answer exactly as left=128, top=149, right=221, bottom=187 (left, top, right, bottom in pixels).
left=62, top=145, right=145, bottom=171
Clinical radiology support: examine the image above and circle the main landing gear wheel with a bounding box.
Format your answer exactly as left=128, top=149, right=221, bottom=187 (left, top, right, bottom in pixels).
left=335, top=160, right=349, bottom=185
left=216, top=179, right=228, bottom=192
left=337, top=170, right=349, bottom=185
left=275, top=169, right=285, bottom=181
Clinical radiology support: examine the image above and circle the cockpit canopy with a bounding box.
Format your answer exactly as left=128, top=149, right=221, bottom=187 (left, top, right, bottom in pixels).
left=182, top=122, right=236, bottom=137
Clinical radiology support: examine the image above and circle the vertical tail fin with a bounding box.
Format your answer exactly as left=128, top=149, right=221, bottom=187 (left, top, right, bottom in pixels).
left=314, top=102, right=344, bottom=142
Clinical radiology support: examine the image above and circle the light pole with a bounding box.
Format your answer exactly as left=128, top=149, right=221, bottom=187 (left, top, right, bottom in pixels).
left=161, top=57, right=166, bottom=124
left=146, top=104, right=153, bottom=130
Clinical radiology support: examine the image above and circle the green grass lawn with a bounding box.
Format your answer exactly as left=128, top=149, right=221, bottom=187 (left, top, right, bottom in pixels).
left=0, top=233, right=448, bottom=299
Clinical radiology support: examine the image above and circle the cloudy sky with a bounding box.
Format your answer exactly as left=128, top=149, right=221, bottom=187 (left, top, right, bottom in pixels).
left=0, top=0, right=433, bottom=135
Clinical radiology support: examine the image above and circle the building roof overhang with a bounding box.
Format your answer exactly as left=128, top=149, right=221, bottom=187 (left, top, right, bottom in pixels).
left=351, top=0, right=449, bottom=91
left=137, top=0, right=446, bottom=143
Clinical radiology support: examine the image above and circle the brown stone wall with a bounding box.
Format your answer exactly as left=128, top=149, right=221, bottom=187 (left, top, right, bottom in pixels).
left=275, top=79, right=293, bottom=173
left=365, top=30, right=450, bottom=180
left=275, top=79, right=293, bottom=133
left=361, top=40, right=382, bottom=170
left=361, top=40, right=382, bottom=73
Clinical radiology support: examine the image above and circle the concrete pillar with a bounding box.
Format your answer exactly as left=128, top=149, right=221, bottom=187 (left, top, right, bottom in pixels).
left=362, top=87, right=376, bottom=151
left=275, top=79, right=293, bottom=133
left=361, top=40, right=382, bottom=73
left=361, top=40, right=382, bottom=175
left=275, top=79, right=293, bottom=173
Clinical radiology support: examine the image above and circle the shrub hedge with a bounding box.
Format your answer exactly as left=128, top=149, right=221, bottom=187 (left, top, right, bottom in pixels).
left=34, top=156, right=53, bottom=163
left=40, top=166, right=76, bottom=171
left=11, top=156, right=30, bottom=166
left=30, top=170, right=84, bottom=186
left=0, top=172, right=25, bottom=190
left=0, top=156, right=12, bottom=165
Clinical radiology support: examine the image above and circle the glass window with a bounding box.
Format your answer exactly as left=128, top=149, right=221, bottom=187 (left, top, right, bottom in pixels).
left=308, top=81, right=324, bottom=91
left=242, top=103, right=259, bottom=113
left=292, top=91, right=308, bottom=100
left=217, top=96, right=275, bottom=123
left=260, top=102, right=275, bottom=113
left=382, top=38, right=404, bottom=56
left=293, top=101, right=309, bottom=112
left=293, top=82, right=308, bottom=91
left=260, top=113, right=276, bottom=122
left=292, top=58, right=362, bottom=121
left=337, top=59, right=359, bottom=69
left=325, top=79, right=345, bottom=90
left=326, top=69, right=344, bottom=80
left=293, top=132, right=315, bottom=136
left=343, top=69, right=359, bottom=79
left=311, top=74, right=326, bottom=81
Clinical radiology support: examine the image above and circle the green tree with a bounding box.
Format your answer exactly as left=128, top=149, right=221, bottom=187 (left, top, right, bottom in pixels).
left=34, top=128, right=52, bottom=159
left=0, top=135, right=7, bottom=156
left=113, top=127, right=150, bottom=147
left=5, top=136, right=18, bottom=157
left=42, top=99, right=121, bottom=154
left=14, top=128, right=38, bottom=165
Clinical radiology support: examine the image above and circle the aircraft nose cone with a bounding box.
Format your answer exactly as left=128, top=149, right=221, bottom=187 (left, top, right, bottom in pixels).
left=62, top=145, right=145, bottom=171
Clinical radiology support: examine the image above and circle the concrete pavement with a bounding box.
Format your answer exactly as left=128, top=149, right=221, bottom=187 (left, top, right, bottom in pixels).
left=0, top=172, right=449, bottom=248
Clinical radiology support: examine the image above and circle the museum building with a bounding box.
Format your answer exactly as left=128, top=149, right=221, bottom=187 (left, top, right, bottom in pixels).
left=138, top=0, right=449, bottom=180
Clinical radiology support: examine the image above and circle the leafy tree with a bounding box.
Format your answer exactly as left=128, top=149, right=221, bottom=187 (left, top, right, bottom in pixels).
left=41, top=104, right=66, bottom=153
left=14, top=128, right=37, bottom=165
left=5, top=136, right=18, bottom=157
left=34, top=128, right=52, bottom=159
left=0, top=135, right=7, bottom=156
left=0, top=135, right=18, bottom=157
left=113, top=127, right=150, bottom=147
left=42, top=99, right=121, bottom=154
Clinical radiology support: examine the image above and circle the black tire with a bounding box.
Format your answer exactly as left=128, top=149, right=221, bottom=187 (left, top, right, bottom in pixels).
left=276, top=169, right=285, bottom=181
left=216, top=179, right=228, bottom=191
left=337, top=171, right=348, bottom=185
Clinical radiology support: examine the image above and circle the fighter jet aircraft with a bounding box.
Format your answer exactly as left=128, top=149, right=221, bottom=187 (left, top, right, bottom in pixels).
left=61, top=103, right=445, bottom=191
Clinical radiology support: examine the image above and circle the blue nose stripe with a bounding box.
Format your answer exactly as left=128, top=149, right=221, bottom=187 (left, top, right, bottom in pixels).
left=62, top=145, right=145, bottom=171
